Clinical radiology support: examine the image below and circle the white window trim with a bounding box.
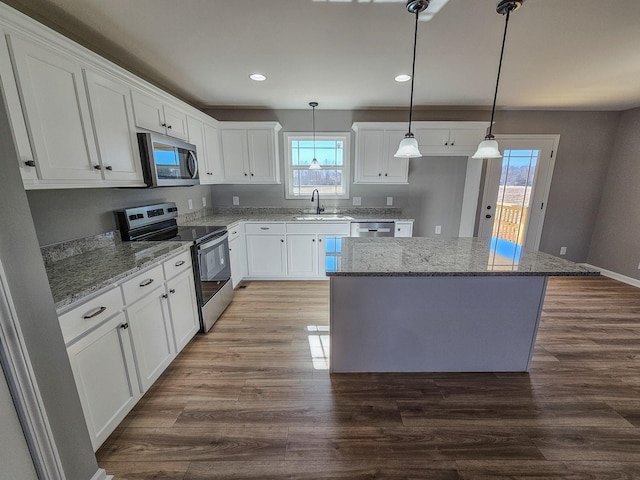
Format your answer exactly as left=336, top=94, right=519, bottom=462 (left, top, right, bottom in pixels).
left=283, top=132, right=351, bottom=200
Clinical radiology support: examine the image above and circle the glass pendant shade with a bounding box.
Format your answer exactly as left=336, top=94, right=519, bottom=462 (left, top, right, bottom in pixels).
left=394, top=135, right=422, bottom=158
left=472, top=138, right=502, bottom=159
left=309, top=158, right=321, bottom=170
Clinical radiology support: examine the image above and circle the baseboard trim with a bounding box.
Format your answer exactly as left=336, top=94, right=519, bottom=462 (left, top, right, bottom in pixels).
left=580, top=263, right=640, bottom=288
left=90, top=468, right=112, bottom=480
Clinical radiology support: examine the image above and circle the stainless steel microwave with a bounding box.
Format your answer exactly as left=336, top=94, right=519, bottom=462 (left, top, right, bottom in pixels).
left=137, top=131, right=199, bottom=187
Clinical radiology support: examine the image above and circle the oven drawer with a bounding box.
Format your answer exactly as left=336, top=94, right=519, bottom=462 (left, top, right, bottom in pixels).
left=244, top=222, right=285, bottom=235
left=121, top=264, right=164, bottom=305
left=163, top=249, right=192, bottom=280
left=59, top=287, right=124, bottom=345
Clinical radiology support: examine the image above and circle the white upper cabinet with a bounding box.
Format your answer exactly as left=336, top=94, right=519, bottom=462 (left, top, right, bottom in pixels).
left=131, top=89, right=188, bottom=140
left=414, top=125, right=486, bottom=155
left=187, top=114, right=224, bottom=184
left=352, top=125, right=408, bottom=184
left=219, top=122, right=281, bottom=184
left=0, top=27, right=35, bottom=183
left=8, top=34, right=101, bottom=184
left=84, top=69, right=144, bottom=185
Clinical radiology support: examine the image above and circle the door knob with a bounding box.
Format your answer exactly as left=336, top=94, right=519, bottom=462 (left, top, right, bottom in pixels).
left=486, top=214, right=492, bottom=219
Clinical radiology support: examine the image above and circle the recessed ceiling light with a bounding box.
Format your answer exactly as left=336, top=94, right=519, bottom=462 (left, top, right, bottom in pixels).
left=249, top=73, right=267, bottom=82
left=395, top=74, right=411, bottom=83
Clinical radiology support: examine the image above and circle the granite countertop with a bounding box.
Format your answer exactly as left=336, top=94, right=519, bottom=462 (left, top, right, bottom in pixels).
left=44, top=236, right=191, bottom=311
left=327, top=237, right=600, bottom=277
left=179, top=207, right=414, bottom=228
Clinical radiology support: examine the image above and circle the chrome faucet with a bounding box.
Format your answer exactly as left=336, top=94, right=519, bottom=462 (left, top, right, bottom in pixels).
left=311, top=189, right=324, bottom=215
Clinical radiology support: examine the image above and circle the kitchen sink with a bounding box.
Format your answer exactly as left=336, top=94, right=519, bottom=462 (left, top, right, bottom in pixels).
left=294, top=215, right=354, bottom=221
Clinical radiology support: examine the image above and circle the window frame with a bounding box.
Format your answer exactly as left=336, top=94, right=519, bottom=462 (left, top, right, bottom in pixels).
left=283, top=132, right=351, bottom=200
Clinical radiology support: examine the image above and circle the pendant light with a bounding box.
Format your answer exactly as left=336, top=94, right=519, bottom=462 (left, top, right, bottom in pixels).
left=309, top=101, right=321, bottom=170
left=473, top=0, right=524, bottom=159
left=394, top=0, right=428, bottom=159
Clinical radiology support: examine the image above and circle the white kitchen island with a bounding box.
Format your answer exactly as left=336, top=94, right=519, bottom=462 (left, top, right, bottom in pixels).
left=328, top=237, right=598, bottom=373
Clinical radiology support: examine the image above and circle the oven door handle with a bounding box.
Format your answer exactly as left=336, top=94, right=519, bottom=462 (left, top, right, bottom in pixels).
left=197, top=233, right=228, bottom=251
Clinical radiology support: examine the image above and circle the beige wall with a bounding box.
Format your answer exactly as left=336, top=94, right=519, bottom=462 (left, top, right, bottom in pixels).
left=588, top=107, right=640, bottom=279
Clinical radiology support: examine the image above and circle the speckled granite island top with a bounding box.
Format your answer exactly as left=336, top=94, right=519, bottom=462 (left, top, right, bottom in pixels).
left=327, top=237, right=600, bottom=277
left=44, top=234, right=191, bottom=311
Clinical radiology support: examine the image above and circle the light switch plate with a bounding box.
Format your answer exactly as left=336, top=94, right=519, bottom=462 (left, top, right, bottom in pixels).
left=188, top=199, right=193, bottom=210
left=435, top=225, right=441, bottom=234
left=560, top=246, right=567, bottom=255
left=202, top=196, right=207, bottom=207
left=233, top=196, right=240, bottom=206
left=353, top=196, right=361, bottom=206
left=387, top=196, right=393, bottom=206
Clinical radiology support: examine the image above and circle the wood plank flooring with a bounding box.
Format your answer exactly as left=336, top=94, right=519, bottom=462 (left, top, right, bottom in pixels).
left=97, top=277, right=640, bottom=479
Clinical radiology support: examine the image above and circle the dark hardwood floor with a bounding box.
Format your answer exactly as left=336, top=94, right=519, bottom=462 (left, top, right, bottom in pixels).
left=97, top=277, right=640, bottom=479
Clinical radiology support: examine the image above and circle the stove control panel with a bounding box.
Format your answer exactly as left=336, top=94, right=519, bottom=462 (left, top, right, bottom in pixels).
left=116, top=202, right=179, bottom=240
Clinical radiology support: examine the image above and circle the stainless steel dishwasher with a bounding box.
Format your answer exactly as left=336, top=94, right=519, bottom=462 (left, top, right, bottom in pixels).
left=350, top=221, right=395, bottom=237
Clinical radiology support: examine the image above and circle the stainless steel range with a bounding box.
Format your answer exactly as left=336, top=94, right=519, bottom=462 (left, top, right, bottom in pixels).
left=116, top=202, right=232, bottom=332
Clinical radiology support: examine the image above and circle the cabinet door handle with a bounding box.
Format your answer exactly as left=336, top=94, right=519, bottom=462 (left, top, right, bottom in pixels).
left=250, top=173, right=254, bottom=176
left=319, top=239, right=322, bottom=243
left=82, top=306, right=106, bottom=319
left=208, top=172, right=213, bottom=175
left=378, top=173, right=382, bottom=176
left=161, top=123, right=167, bottom=127
left=385, top=173, right=388, bottom=176
left=162, top=293, right=169, bottom=299
left=244, top=173, right=248, bottom=176
left=169, top=288, right=176, bottom=294
left=94, top=165, right=102, bottom=170
left=445, top=142, right=449, bottom=146
left=280, top=239, right=284, bottom=243
left=119, top=323, right=129, bottom=330
left=174, top=260, right=185, bottom=267
left=105, top=165, right=113, bottom=171
left=24, top=160, right=36, bottom=167
left=139, top=278, right=154, bottom=287
left=450, top=142, right=455, bottom=146
left=167, top=125, right=172, bottom=129
left=312, top=239, right=315, bottom=242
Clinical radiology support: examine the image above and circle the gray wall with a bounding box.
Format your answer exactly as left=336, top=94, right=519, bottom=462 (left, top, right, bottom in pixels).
left=0, top=366, right=38, bottom=480
left=0, top=89, right=98, bottom=479
left=27, top=185, right=211, bottom=246
left=588, top=107, right=640, bottom=279
left=207, top=108, right=620, bottom=259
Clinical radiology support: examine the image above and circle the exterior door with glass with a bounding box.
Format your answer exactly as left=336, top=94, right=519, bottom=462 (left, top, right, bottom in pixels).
left=478, top=135, right=559, bottom=251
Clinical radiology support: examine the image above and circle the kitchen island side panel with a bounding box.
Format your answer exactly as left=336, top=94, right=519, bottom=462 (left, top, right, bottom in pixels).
left=330, top=275, right=547, bottom=373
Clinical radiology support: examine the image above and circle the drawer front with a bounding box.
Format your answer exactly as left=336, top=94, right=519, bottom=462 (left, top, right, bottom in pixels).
left=228, top=223, right=243, bottom=241
left=121, top=264, right=164, bottom=305
left=244, top=222, right=286, bottom=235
left=286, top=222, right=350, bottom=235
left=59, top=287, right=124, bottom=345
left=163, top=250, right=192, bottom=280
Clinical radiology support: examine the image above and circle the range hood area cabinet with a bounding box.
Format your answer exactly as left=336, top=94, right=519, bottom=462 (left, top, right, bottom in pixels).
left=186, top=113, right=225, bottom=184
left=0, top=3, right=218, bottom=190
left=219, top=122, right=282, bottom=184
left=352, top=122, right=488, bottom=184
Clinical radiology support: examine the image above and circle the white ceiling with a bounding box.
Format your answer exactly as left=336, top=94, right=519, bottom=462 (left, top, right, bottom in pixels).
left=15, top=0, right=640, bottom=111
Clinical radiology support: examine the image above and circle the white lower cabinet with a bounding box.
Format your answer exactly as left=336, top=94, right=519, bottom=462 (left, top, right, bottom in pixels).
left=287, top=234, right=319, bottom=277
left=165, top=268, right=200, bottom=353
left=246, top=234, right=287, bottom=277
left=228, top=226, right=247, bottom=288
left=395, top=221, right=414, bottom=237
left=66, top=310, right=140, bottom=451
left=126, top=285, right=175, bottom=392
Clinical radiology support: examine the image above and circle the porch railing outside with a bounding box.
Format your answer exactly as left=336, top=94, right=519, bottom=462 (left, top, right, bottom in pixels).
left=492, top=204, right=529, bottom=245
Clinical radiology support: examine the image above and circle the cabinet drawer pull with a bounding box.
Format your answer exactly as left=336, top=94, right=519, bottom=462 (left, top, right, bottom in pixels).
left=93, top=165, right=102, bottom=170
left=260, top=227, right=270, bottom=230
left=105, top=165, right=113, bottom=171
left=174, top=260, right=185, bottom=267
left=139, top=278, right=154, bottom=287
left=162, top=123, right=167, bottom=127
left=167, top=125, right=172, bottom=129
left=162, top=293, right=169, bottom=299
left=24, top=160, right=36, bottom=167
left=169, top=288, right=176, bottom=294
left=119, top=323, right=129, bottom=330
left=82, top=306, right=106, bottom=319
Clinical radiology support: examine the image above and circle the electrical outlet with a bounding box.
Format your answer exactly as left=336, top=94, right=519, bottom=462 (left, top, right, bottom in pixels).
left=352, top=196, right=361, bottom=206
left=202, top=196, right=207, bottom=207
left=435, top=225, right=442, bottom=235
left=637, top=262, right=640, bottom=270
left=188, top=199, right=193, bottom=210
left=560, top=246, right=567, bottom=255
left=387, top=196, right=393, bottom=206
left=233, top=196, right=240, bottom=206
